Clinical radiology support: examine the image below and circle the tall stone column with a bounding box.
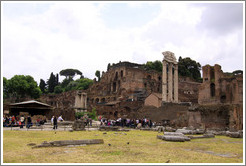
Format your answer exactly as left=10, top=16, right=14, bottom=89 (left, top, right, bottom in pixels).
left=174, top=64, right=178, bottom=102
left=81, top=94, right=84, bottom=110
left=168, top=63, right=173, bottom=102
left=162, top=60, right=167, bottom=102
left=84, top=93, right=87, bottom=110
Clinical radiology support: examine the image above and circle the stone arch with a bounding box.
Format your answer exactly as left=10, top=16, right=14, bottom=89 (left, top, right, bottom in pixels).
left=101, top=98, right=106, bottom=103
left=121, top=70, right=123, bottom=77
left=95, top=98, right=99, bottom=103
left=115, top=72, right=118, bottom=80
left=118, top=80, right=121, bottom=89
left=113, top=82, right=117, bottom=92
left=120, top=88, right=127, bottom=97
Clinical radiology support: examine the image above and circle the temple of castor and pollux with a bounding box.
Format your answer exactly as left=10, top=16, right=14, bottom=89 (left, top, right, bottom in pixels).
left=6, top=51, right=243, bottom=131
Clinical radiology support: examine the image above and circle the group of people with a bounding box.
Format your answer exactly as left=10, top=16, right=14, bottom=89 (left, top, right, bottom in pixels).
left=98, top=116, right=156, bottom=128
left=3, top=115, right=47, bottom=129
left=51, top=115, right=63, bottom=129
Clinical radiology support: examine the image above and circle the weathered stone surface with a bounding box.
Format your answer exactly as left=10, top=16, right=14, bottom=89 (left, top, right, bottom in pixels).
left=198, top=64, right=243, bottom=105
left=32, top=139, right=104, bottom=148
left=157, top=135, right=190, bottom=142
left=99, top=126, right=119, bottom=131
left=164, top=132, right=184, bottom=136
left=176, top=129, right=195, bottom=135
left=226, top=131, right=243, bottom=138
left=72, top=120, right=85, bottom=131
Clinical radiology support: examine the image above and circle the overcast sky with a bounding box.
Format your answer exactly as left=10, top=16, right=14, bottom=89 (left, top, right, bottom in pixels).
left=2, top=1, right=244, bottom=83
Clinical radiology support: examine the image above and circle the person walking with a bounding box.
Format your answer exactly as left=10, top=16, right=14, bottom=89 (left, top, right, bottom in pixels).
left=53, top=116, right=57, bottom=130
left=51, top=116, right=54, bottom=125
left=27, top=116, right=32, bottom=129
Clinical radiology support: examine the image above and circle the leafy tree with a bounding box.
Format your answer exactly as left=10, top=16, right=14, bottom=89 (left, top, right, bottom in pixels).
left=61, top=77, right=73, bottom=89
left=54, top=85, right=63, bottom=94
left=95, top=70, right=101, bottom=81
left=60, top=68, right=83, bottom=80
left=39, top=79, right=47, bottom=94
left=63, top=78, right=93, bottom=92
left=75, top=78, right=93, bottom=90
left=65, top=81, right=79, bottom=91
left=143, top=60, right=162, bottom=73
left=7, top=75, right=41, bottom=99
left=178, top=56, right=201, bottom=81
left=3, top=77, right=9, bottom=99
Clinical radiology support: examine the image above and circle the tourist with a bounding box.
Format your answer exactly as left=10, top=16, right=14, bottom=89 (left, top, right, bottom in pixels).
left=89, top=118, right=92, bottom=126
left=36, top=117, right=40, bottom=126
left=58, top=115, right=63, bottom=122
left=26, top=116, right=32, bottom=129
left=3, top=116, right=6, bottom=127
left=149, top=119, right=152, bottom=128
left=5, top=116, right=9, bottom=127
left=51, top=116, right=54, bottom=125
left=20, top=116, right=24, bottom=128
left=53, top=116, right=58, bottom=130
left=11, top=115, right=15, bottom=125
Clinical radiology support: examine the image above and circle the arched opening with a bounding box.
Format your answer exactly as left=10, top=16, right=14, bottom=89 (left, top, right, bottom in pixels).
left=158, top=76, right=162, bottom=81
left=121, top=70, right=123, bottom=77
left=101, top=98, right=106, bottom=103
left=210, top=83, right=215, bottom=97
left=113, top=82, right=117, bottom=92
left=95, top=98, right=99, bottom=104
left=118, top=80, right=121, bottom=89
left=115, top=72, right=118, bottom=80
left=220, top=95, right=226, bottom=103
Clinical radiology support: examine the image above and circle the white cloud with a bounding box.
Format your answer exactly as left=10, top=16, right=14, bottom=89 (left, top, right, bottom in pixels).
left=2, top=2, right=244, bottom=84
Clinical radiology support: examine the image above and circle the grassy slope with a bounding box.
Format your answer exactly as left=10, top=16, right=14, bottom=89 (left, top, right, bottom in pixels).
left=3, top=130, right=243, bottom=163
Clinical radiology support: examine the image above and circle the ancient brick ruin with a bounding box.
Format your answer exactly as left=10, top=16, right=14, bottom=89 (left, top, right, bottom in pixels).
left=32, top=52, right=243, bottom=131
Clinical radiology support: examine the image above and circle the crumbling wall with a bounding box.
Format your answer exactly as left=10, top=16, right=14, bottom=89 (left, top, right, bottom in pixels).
left=179, top=77, right=201, bottom=103
left=229, top=104, right=243, bottom=131
left=137, top=103, right=190, bottom=127
left=189, top=104, right=243, bottom=131
left=39, top=90, right=78, bottom=120
left=198, top=64, right=243, bottom=105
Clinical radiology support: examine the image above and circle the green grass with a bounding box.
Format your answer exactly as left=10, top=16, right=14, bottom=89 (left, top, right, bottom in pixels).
left=3, top=130, right=243, bottom=163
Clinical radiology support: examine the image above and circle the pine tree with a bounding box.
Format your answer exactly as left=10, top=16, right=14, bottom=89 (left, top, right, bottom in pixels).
left=47, top=72, right=56, bottom=93
left=39, top=79, right=47, bottom=93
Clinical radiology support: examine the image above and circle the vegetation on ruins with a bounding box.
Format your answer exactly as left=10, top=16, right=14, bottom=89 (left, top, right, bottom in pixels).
left=3, top=75, right=41, bottom=100
left=3, top=130, right=243, bottom=163
left=143, top=58, right=202, bottom=82
left=95, top=70, right=101, bottom=81
left=232, top=70, right=243, bottom=75
left=143, top=60, right=163, bottom=73
left=178, top=56, right=202, bottom=82
left=37, top=68, right=93, bottom=95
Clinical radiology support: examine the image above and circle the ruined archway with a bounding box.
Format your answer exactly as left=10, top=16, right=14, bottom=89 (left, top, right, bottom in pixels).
left=210, top=83, right=215, bottom=97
